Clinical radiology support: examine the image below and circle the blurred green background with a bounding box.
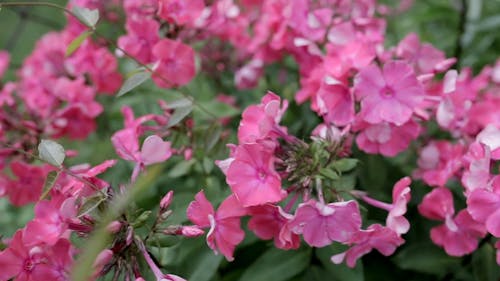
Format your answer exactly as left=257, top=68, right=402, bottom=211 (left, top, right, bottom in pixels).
left=1, top=0, right=500, bottom=280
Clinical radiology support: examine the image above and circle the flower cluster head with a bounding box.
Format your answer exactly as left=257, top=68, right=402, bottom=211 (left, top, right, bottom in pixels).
left=186, top=91, right=412, bottom=267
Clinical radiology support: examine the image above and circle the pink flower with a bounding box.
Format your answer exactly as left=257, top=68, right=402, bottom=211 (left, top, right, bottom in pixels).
left=152, top=39, right=196, bottom=88
left=354, top=119, right=421, bottom=157
left=396, top=33, right=455, bottom=74
left=237, top=91, right=288, bottom=143
left=467, top=176, right=500, bottom=237
left=157, top=0, right=205, bottom=26
left=118, top=19, right=160, bottom=64
left=187, top=191, right=247, bottom=261
left=288, top=200, right=362, bottom=247
left=0, top=231, right=74, bottom=281
left=331, top=224, right=405, bottom=268
left=226, top=142, right=286, bottom=207
left=419, top=187, right=486, bottom=256
left=5, top=162, right=52, bottom=206
left=354, top=61, right=424, bottom=126
left=415, top=141, right=465, bottom=187
left=247, top=204, right=300, bottom=250
left=23, top=195, right=77, bottom=246
left=355, top=177, right=412, bottom=235
left=461, top=142, right=491, bottom=193
left=112, top=131, right=172, bottom=181
left=316, top=84, right=355, bottom=126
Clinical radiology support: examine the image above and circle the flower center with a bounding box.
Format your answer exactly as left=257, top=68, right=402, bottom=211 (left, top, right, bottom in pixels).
left=380, top=86, right=395, bottom=98
left=24, top=259, right=34, bottom=272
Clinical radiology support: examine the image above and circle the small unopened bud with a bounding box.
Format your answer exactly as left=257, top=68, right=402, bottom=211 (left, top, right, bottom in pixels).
left=132, top=210, right=152, bottom=228
left=135, top=278, right=146, bottom=281
left=160, top=210, right=173, bottom=221
left=184, top=148, right=193, bottom=160
left=93, top=249, right=113, bottom=269
left=106, top=221, right=122, bottom=234
left=179, top=226, right=204, bottom=237
left=160, top=191, right=174, bottom=210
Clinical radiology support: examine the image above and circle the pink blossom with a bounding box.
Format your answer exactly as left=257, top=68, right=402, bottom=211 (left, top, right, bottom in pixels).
left=237, top=91, right=288, bottom=143
left=247, top=204, right=300, bottom=250
left=316, top=84, right=355, bottom=126
left=331, top=224, right=405, bottom=268
left=226, top=142, right=285, bottom=207
left=354, top=119, right=421, bottom=157
left=58, top=160, right=116, bottom=197
left=0, top=231, right=74, bottom=281
left=354, top=61, right=425, bottom=126
left=355, top=177, right=412, bottom=235
left=461, top=142, right=491, bottom=193
left=467, top=176, right=500, bottom=237
left=187, top=191, right=246, bottom=261
left=23, top=195, right=77, bottom=246
left=157, top=0, right=205, bottom=26
left=288, top=200, right=361, bottom=247
left=415, top=141, right=465, bottom=187
left=112, top=131, right=172, bottom=181
left=476, top=125, right=500, bottom=160
left=396, top=33, right=455, bottom=74
left=152, top=39, right=196, bottom=88
left=419, top=187, right=486, bottom=256
left=118, top=19, right=160, bottom=64
left=5, top=162, right=52, bottom=206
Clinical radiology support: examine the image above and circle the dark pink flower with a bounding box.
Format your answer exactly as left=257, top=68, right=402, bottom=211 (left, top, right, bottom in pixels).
left=419, top=187, right=486, bottom=256
left=0, top=231, right=74, bottom=281
left=415, top=141, right=465, bottom=187
left=331, top=224, right=405, bottom=268
left=187, top=191, right=247, bottom=261
left=247, top=204, right=300, bottom=250
left=354, top=61, right=424, bottom=126
left=354, top=119, right=421, bottom=157
left=226, top=142, right=285, bottom=207
left=467, top=176, right=500, bottom=237
left=5, top=162, right=52, bottom=206
left=157, top=0, right=204, bottom=26
left=288, top=200, right=361, bottom=247
left=152, top=39, right=196, bottom=88
left=237, top=91, right=288, bottom=143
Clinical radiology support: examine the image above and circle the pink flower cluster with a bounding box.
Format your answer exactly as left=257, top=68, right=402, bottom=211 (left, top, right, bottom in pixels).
left=187, top=92, right=413, bottom=267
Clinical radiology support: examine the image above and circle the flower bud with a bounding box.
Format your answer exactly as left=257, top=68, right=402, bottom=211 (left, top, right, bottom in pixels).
left=106, top=221, right=122, bottom=233
left=160, top=191, right=174, bottom=210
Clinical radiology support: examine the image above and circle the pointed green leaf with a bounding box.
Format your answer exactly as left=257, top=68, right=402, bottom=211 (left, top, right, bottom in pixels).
left=238, top=248, right=310, bottom=281
left=40, top=171, right=60, bottom=200
left=117, top=71, right=151, bottom=96
left=165, top=98, right=193, bottom=109
left=167, top=105, right=193, bottom=128
left=66, top=30, right=92, bottom=57
left=38, top=139, right=65, bottom=167
left=168, top=159, right=196, bottom=178
left=72, top=6, right=99, bottom=28
left=332, top=158, right=358, bottom=173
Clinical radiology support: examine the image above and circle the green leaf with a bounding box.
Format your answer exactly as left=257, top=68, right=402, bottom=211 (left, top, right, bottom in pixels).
left=319, top=168, right=339, bottom=180
left=392, top=243, right=460, bottom=276
left=165, top=98, right=193, bottom=109
left=472, top=243, right=500, bottom=281
left=168, top=104, right=193, bottom=128
left=72, top=6, right=99, bottom=28
left=131, top=210, right=152, bottom=228
left=332, top=158, right=358, bottom=173
left=40, top=171, right=60, bottom=200
left=198, top=100, right=240, bottom=118
left=189, top=251, right=223, bottom=281
left=238, top=248, right=311, bottom=281
left=66, top=30, right=92, bottom=57
left=38, top=139, right=65, bottom=167
left=78, top=194, right=106, bottom=217
left=204, top=124, right=222, bottom=151
left=117, top=71, right=151, bottom=97
left=168, top=159, right=196, bottom=178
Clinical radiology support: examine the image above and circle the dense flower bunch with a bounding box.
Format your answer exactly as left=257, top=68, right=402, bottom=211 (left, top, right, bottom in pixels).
left=1, top=0, right=500, bottom=280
